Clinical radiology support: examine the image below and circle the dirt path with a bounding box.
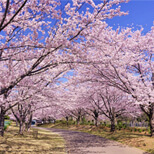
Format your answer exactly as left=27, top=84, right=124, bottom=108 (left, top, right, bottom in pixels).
left=36, top=127, right=148, bottom=154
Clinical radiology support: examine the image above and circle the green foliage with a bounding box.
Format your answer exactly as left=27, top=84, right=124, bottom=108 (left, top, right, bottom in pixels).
left=147, top=149, right=154, bottom=154
left=148, top=128, right=151, bottom=134
left=134, top=128, right=137, bottom=132
left=80, top=118, right=94, bottom=125
left=55, top=119, right=76, bottom=125
left=4, top=115, right=10, bottom=120
left=5, top=120, right=11, bottom=126
left=68, top=120, right=76, bottom=125
left=106, top=123, right=111, bottom=128
left=56, top=120, right=62, bottom=123
left=136, top=113, right=149, bottom=122
left=4, top=120, right=11, bottom=131
left=55, top=120, right=65, bottom=124
left=103, top=122, right=106, bottom=126
left=4, top=125, right=8, bottom=130
left=138, top=129, right=142, bottom=133
left=80, top=117, right=87, bottom=125
left=91, top=120, right=94, bottom=124
left=116, top=120, right=128, bottom=130
left=128, top=127, right=149, bottom=134
left=90, top=123, right=94, bottom=126
left=80, top=120, right=96, bottom=126
left=62, top=120, right=67, bottom=124
left=117, top=121, right=123, bottom=130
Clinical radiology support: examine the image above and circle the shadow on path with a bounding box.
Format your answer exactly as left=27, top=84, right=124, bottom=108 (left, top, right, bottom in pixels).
left=36, top=127, right=149, bottom=154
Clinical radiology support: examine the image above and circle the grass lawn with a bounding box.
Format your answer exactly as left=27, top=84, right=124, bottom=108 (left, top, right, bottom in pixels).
left=41, top=122, right=154, bottom=154
left=0, top=122, right=66, bottom=154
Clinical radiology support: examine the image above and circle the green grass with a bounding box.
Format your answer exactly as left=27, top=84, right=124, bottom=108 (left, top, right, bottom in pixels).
left=0, top=122, right=66, bottom=154
left=4, top=120, right=11, bottom=130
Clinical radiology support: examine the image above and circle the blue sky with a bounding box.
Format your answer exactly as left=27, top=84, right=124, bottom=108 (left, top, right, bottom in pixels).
left=106, top=0, right=154, bottom=33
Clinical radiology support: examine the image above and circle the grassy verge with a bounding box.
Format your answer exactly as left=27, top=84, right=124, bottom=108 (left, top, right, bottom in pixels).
left=0, top=122, right=66, bottom=154
left=41, top=122, right=154, bottom=154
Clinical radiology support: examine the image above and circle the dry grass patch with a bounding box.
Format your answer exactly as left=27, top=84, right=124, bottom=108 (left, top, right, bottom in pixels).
left=41, top=123, right=154, bottom=154
left=0, top=123, right=66, bottom=154
left=89, top=129, right=154, bottom=154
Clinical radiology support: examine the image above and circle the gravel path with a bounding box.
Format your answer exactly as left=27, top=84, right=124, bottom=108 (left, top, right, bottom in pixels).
left=36, top=127, right=148, bottom=154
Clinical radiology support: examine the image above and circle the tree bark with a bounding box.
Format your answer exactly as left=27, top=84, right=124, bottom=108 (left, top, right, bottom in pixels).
left=110, top=117, right=115, bottom=132
left=19, top=122, right=25, bottom=135
left=95, top=117, right=98, bottom=127
left=110, top=107, right=115, bottom=132
left=140, top=104, right=154, bottom=137
left=16, top=120, right=19, bottom=126
left=26, top=113, right=32, bottom=131
left=93, top=110, right=99, bottom=127
left=0, top=106, right=6, bottom=137
left=65, top=116, right=69, bottom=126
left=152, top=113, right=154, bottom=137
left=76, top=116, right=80, bottom=125
left=149, top=111, right=154, bottom=137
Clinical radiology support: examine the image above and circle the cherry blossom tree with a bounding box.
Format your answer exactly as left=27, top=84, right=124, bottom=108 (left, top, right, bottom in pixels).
left=68, top=108, right=86, bottom=125
left=10, top=82, right=64, bottom=134
left=92, top=26, right=154, bottom=136
left=0, top=63, right=69, bottom=135
left=11, top=102, right=32, bottom=134
left=0, top=0, right=128, bottom=96
left=91, top=87, right=137, bottom=132
left=0, top=0, right=129, bottom=136
left=69, top=25, right=154, bottom=136
left=86, top=103, right=101, bottom=127
left=65, top=76, right=138, bottom=131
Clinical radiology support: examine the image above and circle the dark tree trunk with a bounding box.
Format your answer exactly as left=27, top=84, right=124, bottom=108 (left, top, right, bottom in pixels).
left=93, top=110, right=99, bottom=127
left=110, top=117, right=115, bottom=132
left=110, top=107, right=115, bottom=132
left=151, top=74, right=154, bottom=137
left=65, top=116, right=69, bottom=126
left=0, top=106, right=6, bottom=137
left=76, top=116, right=80, bottom=125
left=95, top=117, right=98, bottom=127
left=140, top=104, right=154, bottom=137
left=149, top=112, right=154, bottom=137
left=152, top=113, right=154, bottom=137
left=0, top=113, right=5, bottom=137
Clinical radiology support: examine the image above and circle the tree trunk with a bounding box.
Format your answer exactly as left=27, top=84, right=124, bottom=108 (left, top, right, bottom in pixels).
left=110, top=117, right=115, bottom=132
left=65, top=116, right=69, bottom=126
left=140, top=104, right=154, bottom=137
left=27, top=114, right=32, bottom=131
left=76, top=116, right=80, bottom=125
left=110, top=107, right=115, bottom=132
left=93, top=110, right=99, bottom=127
left=19, top=122, right=25, bottom=135
left=16, top=120, right=19, bottom=126
left=0, top=106, right=6, bottom=137
left=19, top=122, right=23, bottom=135
left=95, top=117, right=98, bottom=127
left=149, top=112, right=154, bottom=137
left=152, top=112, right=154, bottom=137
